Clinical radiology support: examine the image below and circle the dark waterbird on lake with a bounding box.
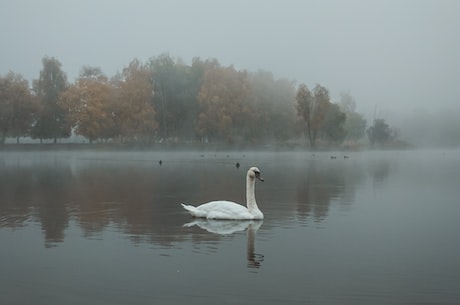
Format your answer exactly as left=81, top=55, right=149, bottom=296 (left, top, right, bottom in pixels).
left=181, top=167, right=264, bottom=220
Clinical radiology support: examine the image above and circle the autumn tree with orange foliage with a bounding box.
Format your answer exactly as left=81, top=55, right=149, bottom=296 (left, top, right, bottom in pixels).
left=112, top=59, right=158, bottom=142
left=59, top=67, right=115, bottom=143
left=196, top=64, right=250, bottom=143
left=1, top=55, right=365, bottom=146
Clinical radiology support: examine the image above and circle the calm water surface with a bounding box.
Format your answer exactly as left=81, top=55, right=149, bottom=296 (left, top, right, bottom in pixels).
left=1, top=150, right=460, bottom=304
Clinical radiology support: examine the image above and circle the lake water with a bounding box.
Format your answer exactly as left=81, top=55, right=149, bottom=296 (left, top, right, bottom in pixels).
left=1, top=150, right=459, bottom=304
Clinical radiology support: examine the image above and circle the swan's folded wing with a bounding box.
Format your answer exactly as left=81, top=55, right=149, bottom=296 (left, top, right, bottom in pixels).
left=200, top=201, right=251, bottom=219
left=182, top=201, right=251, bottom=220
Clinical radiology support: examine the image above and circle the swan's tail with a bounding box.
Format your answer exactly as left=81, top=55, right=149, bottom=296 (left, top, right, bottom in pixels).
left=181, top=203, right=193, bottom=212
left=181, top=203, right=206, bottom=218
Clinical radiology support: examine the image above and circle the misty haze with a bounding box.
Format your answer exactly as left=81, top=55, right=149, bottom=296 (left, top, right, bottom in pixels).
left=1, top=1, right=460, bottom=304
left=1, top=1, right=460, bottom=148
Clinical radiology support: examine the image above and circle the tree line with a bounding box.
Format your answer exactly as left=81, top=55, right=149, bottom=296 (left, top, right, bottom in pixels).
left=1, top=54, right=393, bottom=147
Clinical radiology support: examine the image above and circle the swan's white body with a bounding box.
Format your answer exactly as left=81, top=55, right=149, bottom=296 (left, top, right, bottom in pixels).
left=181, top=167, right=264, bottom=220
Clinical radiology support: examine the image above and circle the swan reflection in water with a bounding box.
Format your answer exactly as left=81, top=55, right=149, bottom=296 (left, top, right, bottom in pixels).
left=184, top=220, right=264, bottom=268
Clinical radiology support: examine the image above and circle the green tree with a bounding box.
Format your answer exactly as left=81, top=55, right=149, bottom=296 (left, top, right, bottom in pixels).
left=311, top=84, right=331, bottom=138
left=32, top=56, right=69, bottom=143
left=296, top=84, right=331, bottom=147
left=296, top=84, right=314, bottom=145
left=339, top=91, right=356, bottom=113
left=245, top=71, right=296, bottom=143
left=148, top=53, right=199, bottom=140
left=344, top=112, right=367, bottom=142
left=148, top=53, right=174, bottom=139
left=79, top=66, right=104, bottom=80
left=367, top=118, right=391, bottom=146
left=321, top=103, right=346, bottom=143
left=0, top=72, right=38, bottom=143
left=339, top=92, right=366, bottom=142
left=267, top=78, right=297, bottom=142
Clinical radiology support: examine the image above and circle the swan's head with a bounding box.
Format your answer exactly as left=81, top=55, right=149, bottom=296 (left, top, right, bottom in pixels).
left=248, top=167, right=264, bottom=182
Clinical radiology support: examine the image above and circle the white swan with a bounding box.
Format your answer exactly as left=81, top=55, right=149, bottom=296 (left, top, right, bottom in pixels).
left=181, top=167, right=264, bottom=220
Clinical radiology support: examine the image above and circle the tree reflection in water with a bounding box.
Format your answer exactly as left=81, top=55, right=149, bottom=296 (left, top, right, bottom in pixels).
left=0, top=152, right=390, bottom=247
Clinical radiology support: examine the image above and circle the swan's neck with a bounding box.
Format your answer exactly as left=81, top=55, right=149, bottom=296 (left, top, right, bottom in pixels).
left=246, top=176, right=259, bottom=212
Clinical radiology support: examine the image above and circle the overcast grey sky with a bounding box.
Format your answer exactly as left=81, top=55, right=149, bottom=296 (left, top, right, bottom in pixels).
left=1, top=0, right=459, bottom=119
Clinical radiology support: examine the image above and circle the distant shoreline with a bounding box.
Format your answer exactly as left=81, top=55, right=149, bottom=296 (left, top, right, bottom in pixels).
left=0, top=142, right=305, bottom=152
left=0, top=141, right=418, bottom=152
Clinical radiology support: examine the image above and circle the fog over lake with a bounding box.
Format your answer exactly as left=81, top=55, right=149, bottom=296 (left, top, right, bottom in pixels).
left=1, top=150, right=460, bottom=304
